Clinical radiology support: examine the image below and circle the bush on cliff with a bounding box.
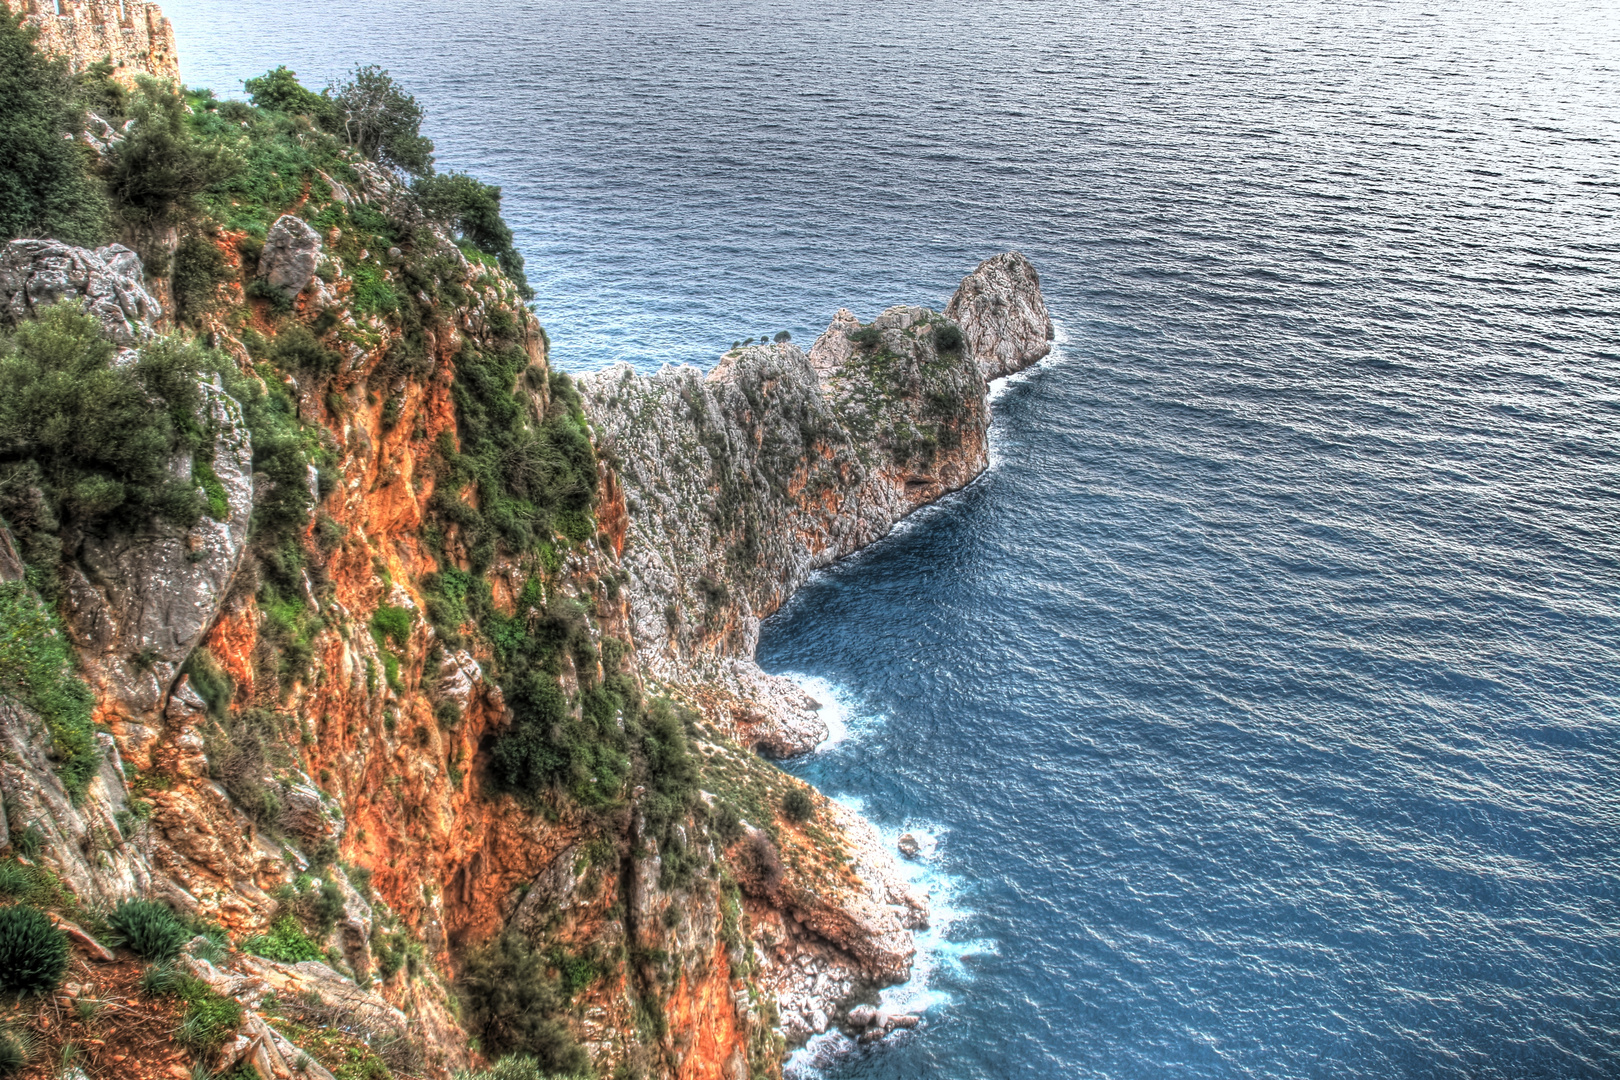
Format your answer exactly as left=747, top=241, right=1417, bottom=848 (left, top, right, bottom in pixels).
left=106, top=898, right=189, bottom=961
left=0, top=11, right=109, bottom=246
left=440, top=347, right=597, bottom=569
left=413, top=171, right=533, bottom=299
left=105, top=76, right=243, bottom=229
left=332, top=65, right=435, bottom=178
left=781, top=787, right=813, bottom=823
left=243, top=65, right=340, bottom=129
left=0, top=306, right=227, bottom=572
left=459, top=932, right=589, bottom=1076
left=242, top=914, right=323, bottom=963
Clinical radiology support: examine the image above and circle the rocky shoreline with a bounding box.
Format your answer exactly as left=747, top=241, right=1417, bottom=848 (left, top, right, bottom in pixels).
left=0, top=8, right=1054, bottom=1067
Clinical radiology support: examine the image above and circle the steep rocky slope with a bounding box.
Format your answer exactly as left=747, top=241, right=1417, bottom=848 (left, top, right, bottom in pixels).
left=0, top=21, right=1052, bottom=1078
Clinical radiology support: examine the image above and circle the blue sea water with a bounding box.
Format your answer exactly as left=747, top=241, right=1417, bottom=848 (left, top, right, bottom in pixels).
left=163, top=0, right=1620, bottom=1075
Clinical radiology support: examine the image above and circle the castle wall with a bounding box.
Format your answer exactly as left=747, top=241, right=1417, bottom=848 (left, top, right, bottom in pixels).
left=5, top=0, right=179, bottom=82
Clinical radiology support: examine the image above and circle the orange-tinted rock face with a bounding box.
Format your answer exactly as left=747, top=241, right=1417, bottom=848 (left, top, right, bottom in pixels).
left=671, top=941, right=750, bottom=1080
left=8, top=159, right=1048, bottom=1080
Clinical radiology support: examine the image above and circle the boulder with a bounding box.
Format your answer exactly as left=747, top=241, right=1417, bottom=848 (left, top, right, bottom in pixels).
left=0, top=238, right=161, bottom=345
left=59, top=380, right=254, bottom=720
left=944, top=250, right=1054, bottom=379
left=259, top=214, right=323, bottom=300
left=897, top=832, right=921, bottom=858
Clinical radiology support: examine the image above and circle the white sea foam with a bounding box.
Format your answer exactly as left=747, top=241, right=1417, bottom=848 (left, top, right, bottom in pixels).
left=788, top=674, right=858, bottom=750
left=785, top=801, right=989, bottom=1077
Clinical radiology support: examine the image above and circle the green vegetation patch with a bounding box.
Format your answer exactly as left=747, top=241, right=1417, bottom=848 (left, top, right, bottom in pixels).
left=243, top=914, right=324, bottom=963
left=0, top=583, right=97, bottom=802
left=140, top=963, right=243, bottom=1053
left=106, top=898, right=189, bottom=961
left=0, top=903, right=70, bottom=995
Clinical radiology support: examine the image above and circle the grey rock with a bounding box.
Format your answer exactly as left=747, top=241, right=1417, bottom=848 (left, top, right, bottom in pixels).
left=944, top=250, right=1055, bottom=379
left=279, top=776, right=345, bottom=847
left=0, top=238, right=160, bottom=345
left=259, top=214, right=323, bottom=300
left=0, top=695, right=152, bottom=909
left=60, top=380, right=253, bottom=720
left=896, top=832, right=921, bottom=858
left=847, top=1004, right=878, bottom=1027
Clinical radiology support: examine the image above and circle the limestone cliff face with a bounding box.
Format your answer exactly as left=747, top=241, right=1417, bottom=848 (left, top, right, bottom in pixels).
left=578, top=256, right=1051, bottom=1043
left=0, top=94, right=1050, bottom=1075
left=3, top=0, right=179, bottom=81
left=580, top=255, right=1053, bottom=757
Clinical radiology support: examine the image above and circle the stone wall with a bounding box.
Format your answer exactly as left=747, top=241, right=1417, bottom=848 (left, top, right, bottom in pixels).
left=4, top=0, right=179, bottom=82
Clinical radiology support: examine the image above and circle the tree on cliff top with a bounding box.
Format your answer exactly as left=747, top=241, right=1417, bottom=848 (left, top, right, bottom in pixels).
left=332, top=65, right=435, bottom=177
left=0, top=11, right=109, bottom=245
left=413, top=170, right=533, bottom=299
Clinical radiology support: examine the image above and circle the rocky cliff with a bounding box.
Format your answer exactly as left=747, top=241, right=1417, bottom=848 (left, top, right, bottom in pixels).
left=3, top=0, right=179, bottom=82
left=0, top=30, right=1052, bottom=1080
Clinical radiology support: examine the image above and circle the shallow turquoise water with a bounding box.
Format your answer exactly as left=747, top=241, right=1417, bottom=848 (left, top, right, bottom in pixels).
left=166, top=1, right=1620, bottom=1075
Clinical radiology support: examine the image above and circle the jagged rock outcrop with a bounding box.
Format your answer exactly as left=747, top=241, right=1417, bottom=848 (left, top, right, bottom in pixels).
left=581, top=252, right=1051, bottom=755
left=0, top=238, right=161, bottom=346
left=259, top=214, right=324, bottom=300
left=944, top=250, right=1054, bottom=379
left=579, top=253, right=1050, bottom=1047
left=59, top=376, right=254, bottom=722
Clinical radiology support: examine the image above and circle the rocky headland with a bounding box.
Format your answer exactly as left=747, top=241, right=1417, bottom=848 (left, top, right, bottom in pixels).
left=0, top=8, right=1051, bottom=1079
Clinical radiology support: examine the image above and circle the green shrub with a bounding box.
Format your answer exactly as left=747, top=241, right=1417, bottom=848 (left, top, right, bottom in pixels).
left=107, top=898, right=189, bottom=960
left=713, top=802, right=744, bottom=845
left=171, top=233, right=232, bottom=323
left=459, top=933, right=587, bottom=1075
left=243, top=66, right=339, bottom=129
left=106, top=76, right=242, bottom=226
left=0, top=11, right=109, bottom=245
left=139, top=963, right=242, bottom=1053
left=201, top=707, right=291, bottom=826
left=348, top=263, right=399, bottom=316
left=0, top=307, right=222, bottom=552
left=370, top=606, right=412, bottom=650
left=267, top=323, right=342, bottom=376
left=0, top=583, right=97, bottom=800
left=0, top=862, right=30, bottom=899
left=781, top=788, right=813, bottom=823
left=0, top=904, right=70, bottom=994
left=846, top=324, right=882, bottom=348
left=242, top=914, right=322, bottom=963
left=176, top=987, right=242, bottom=1052
left=331, top=65, right=435, bottom=177
left=933, top=322, right=964, bottom=353
left=413, top=171, right=532, bottom=299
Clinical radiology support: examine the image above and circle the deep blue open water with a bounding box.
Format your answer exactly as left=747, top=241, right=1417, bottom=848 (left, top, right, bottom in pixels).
left=166, top=0, right=1620, bottom=1075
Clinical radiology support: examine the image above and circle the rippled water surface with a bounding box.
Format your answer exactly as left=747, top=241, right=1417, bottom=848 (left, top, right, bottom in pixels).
left=166, top=0, right=1620, bottom=1075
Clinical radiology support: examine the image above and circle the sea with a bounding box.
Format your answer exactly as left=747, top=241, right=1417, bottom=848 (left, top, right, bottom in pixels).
left=163, top=0, right=1620, bottom=1076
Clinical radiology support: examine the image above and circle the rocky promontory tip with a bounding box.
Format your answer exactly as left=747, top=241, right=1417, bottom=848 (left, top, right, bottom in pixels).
left=946, top=250, right=1055, bottom=379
